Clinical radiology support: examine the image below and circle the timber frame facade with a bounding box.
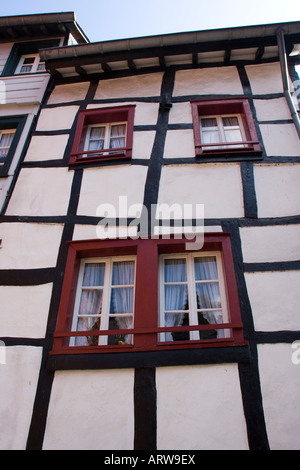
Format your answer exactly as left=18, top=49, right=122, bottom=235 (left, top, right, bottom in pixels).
left=0, top=14, right=300, bottom=450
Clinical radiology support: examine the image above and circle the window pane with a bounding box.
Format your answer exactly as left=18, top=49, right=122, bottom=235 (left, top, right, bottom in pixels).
left=82, top=263, right=105, bottom=286
left=108, top=315, right=133, bottom=345
left=164, top=258, right=187, bottom=282
left=76, top=316, right=101, bottom=346
left=194, top=256, right=218, bottom=281
left=110, top=124, right=126, bottom=137
left=112, top=260, right=135, bottom=285
left=196, top=283, right=221, bottom=309
left=0, top=132, right=15, bottom=161
left=197, top=312, right=218, bottom=339
left=110, top=287, right=134, bottom=313
left=165, top=312, right=189, bottom=341
left=164, top=285, right=188, bottom=311
left=222, top=116, right=239, bottom=127
left=79, top=289, right=103, bottom=316
left=90, top=127, right=105, bottom=139
left=201, top=117, right=218, bottom=128
left=37, top=61, right=46, bottom=71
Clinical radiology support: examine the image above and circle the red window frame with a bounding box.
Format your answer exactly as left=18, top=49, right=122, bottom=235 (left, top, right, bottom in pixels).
left=51, top=234, right=247, bottom=355
left=191, top=98, right=261, bottom=156
left=69, top=105, right=135, bottom=165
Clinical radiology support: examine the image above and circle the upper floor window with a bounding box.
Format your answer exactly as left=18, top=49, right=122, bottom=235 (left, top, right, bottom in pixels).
left=71, top=257, right=136, bottom=347
left=0, top=115, right=27, bottom=177
left=159, top=252, right=229, bottom=342
left=69, top=105, right=135, bottom=166
left=52, top=235, right=246, bottom=355
left=191, top=98, right=261, bottom=157
left=15, top=54, right=46, bottom=74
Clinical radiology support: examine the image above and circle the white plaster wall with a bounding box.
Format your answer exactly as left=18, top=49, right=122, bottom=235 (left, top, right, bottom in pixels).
left=0, top=346, right=42, bottom=450
left=245, top=62, right=283, bottom=94
left=157, top=164, right=244, bottom=219
left=164, top=129, right=195, bottom=158
left=94, top=72, right=163, bottom=100
left=43, top=369, right=134, bottom=450
left=173, top=67, right=243, bottom=96
left=258, top=344, right=300, bottom=450
left=24, top=134, right=69, bottom=161
left=245, top=271, right=300, bottom=331
left=0, top=284, right=52, bottom=338
left=156, top=364, right=248, bottom=450
left=87, top=102, right=159, bottom=126
left=73, top=224, right=138, bottom=241
left=6, top=168, right=73, bottom=216
left=259, top=124, right=300, bottom=157
left=77, top=165, right=148, bottom=217
left=168, top=102, right=193, bottom=124
left=35, top=106, right=79, bottom=131
left=240, top=224, right=300, bottom=263
left=254, top=98, right=292, bottom=121
left=132, top=130, right=156, bottom=159
left=47, top=82, right=90, bottom=104
left=0, top=222, right=63, bottom=269
left=254, top=164, right=300, bottom=218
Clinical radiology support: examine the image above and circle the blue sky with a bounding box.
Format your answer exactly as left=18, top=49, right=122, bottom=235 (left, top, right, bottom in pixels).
left=1, top=0, right=299, bottom=43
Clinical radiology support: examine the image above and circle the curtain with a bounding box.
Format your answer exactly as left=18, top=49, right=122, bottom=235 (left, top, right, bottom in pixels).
left=200, top=117, right=220, bottom=150
left=194, top=257, right=223, bottom=338
left=110, top=261, right=135, bottom=344
left=164, top=259, right=189, bottom=341
left=75, top=263, right=105, bottom=346
left=88, top=127, right=105, bottom=152
left=109, top=124, right=126, bottom=151
left=222, top=116, right=244, bottom=148
left=0, top=132, right=15, bottom=161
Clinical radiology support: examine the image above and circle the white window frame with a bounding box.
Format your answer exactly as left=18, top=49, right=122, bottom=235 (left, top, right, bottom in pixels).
left=0, top=129, right=16, bottom=161
left=84, top=121, right=127, bottom=156
left=159, top=251, right=230, bottom=342
left=71, top=255, right=136, bottom=346
left=200, top=113, right=246, bottom=150
left=15, top=54, right=46, bottom=74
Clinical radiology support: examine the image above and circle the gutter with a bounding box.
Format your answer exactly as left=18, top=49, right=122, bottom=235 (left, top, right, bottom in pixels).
left=0, top=12, right=89, bottom=43
left=40, top=20, right=300, bottom=61
left=276, top=27, right=300, bottom=139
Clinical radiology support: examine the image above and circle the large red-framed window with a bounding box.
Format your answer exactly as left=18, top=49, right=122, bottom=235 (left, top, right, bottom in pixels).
left=51, top=234, right=246, bottom=355
left=69, top=105, right=135, bottom=166
left=191, top=98, right=261, bottom=156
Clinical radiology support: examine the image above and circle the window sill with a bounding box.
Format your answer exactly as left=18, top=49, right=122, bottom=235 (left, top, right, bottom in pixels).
left=47, top=342, right=250, bottom=370
left=69, top=152, right=132, bottom=166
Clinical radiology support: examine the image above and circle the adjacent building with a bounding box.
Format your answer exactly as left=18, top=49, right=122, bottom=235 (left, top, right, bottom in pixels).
left=0, top=13, right=300, bottom=450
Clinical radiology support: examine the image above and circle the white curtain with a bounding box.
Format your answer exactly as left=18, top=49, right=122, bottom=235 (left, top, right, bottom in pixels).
left=194, top=257, right=224, bottom=338
left=110, top=261, right=134, bottom=344
left=75, top=263, right=105, bottom=346
left=200, top=117, right=220, bottom=150
left=109, top=124, right=126, bottom=150
left=0, top=132, right=15, bottom=161
left=222, top=117, right=243, bottom=148
left=88, top=127, right=105, bottom=152
left=164, top=259, right=189, bottom=341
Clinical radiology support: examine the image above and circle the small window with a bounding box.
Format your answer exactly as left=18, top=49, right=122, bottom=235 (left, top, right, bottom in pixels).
left=71, top=256, right=136, bottom=347
left=191, top=98, right=261, bottom=156
left=159, top=252, right=230, bottom=342
left=0, top=130, right=16, bottom=164
left=69, top=105, right=135, bottom=165
left=15, top=54, right=46, bottom=74
left=0, top=115, right=27, bottom=177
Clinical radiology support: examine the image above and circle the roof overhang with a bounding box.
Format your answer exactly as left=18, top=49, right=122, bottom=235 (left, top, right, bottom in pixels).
left=39, top=20, right=300, bottom=79
left=0, top=12, right=89, bottom=44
